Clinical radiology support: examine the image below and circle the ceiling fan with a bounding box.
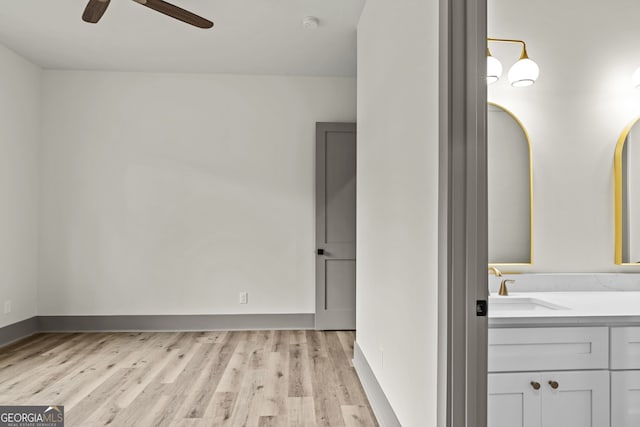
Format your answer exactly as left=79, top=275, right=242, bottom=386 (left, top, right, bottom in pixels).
left=82, top=0, right=214, bottom=29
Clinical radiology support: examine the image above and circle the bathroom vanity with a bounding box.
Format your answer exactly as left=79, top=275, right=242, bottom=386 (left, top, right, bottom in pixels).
left=488, top=291, right=640, bottom=427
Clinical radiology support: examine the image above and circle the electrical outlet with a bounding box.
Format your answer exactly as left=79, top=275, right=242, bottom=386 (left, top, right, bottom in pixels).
left=239, top=292, right=248, bottom=304
left=4, top=300, right=11, bottom=314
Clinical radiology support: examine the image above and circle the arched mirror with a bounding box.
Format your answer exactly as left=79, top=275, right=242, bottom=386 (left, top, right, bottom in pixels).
left=488, top=103, right=533, bottom=265
left=614, top=117, right=640, bottom=265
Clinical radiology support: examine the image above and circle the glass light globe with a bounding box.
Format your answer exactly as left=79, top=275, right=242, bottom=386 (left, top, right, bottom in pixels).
left=632, top=67, right=640, bottom=88
left=508, top=58, right=540, bottom=87
left=487, top=55, right=503, bottom=84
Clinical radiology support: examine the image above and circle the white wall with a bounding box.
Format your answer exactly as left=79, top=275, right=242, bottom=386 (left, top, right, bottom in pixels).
left=39, top=71, right=356, bottom=315
left=0, top=44, right=40, bottom=328
left=356, top=0, right=439, bottom=425
left=489, top=0, right=640, bottom=272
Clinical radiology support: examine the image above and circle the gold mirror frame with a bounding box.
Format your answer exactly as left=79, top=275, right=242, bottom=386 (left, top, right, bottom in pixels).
left=614, top=116, right=640, bottom=265
left=487, top=102, right=534, bottom=268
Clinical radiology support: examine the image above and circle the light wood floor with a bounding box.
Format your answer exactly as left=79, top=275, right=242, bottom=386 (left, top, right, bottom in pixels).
left=0, top=331, right=378, bottom=427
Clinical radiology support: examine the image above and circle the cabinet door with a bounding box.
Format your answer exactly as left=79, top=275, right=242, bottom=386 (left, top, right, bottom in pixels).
left=611, top=371, right=640, bottom=427
left=488, top=373, right=541, bottom=427
left=541, top=370, right=609, bottom=427
left=611, top=327, right=640, bottom=370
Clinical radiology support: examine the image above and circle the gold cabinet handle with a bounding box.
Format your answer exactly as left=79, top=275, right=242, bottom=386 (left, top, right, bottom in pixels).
left=530, top=381, right=541, bottom=390
left=548, top=380, right=559, bottom=390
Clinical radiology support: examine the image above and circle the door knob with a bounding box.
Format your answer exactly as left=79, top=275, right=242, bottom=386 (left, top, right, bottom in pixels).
left=548, top=380, right=559, bottom=390
left=530, top=381, right=541, bottom=390
left=317, top=249, right=325, bottom=255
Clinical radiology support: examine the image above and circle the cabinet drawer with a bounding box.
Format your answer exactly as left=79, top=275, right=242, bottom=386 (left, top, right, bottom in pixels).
left=611, top=370, right=640, bottom=427
left=611, top=327, right=640, bottom=370
left=489, top=327, right=609, bottom=372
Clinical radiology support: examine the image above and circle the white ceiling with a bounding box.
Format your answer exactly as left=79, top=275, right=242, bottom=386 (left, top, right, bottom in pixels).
left=0, top=0, right=365, bottom=76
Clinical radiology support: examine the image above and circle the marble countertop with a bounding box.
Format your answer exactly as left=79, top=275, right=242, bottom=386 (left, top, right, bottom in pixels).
left=488, top=291, right=640, bottom=327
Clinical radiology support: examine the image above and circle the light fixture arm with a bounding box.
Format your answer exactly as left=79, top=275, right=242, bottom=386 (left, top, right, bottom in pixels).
left=488, top=37, right=529, bottom=59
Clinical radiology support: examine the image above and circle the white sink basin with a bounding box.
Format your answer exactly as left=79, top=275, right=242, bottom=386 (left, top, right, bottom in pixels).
left=489, top=296, right=569, bottom=313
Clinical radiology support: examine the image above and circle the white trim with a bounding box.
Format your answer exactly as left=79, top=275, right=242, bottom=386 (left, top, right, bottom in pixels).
left=353, top=341, right=402, bottom=427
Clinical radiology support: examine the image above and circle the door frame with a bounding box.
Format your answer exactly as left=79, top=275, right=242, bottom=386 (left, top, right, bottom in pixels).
left=438, top=0, right=488, bottom=426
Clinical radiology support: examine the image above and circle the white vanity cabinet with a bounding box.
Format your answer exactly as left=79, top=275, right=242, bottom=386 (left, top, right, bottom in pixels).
left=488, top=373, right=540, bottom=427
left=488, top=327, right=610, bottom=427
left=610, top=327, right=640, bottom=427
left=488, top=371, right=610, bottom=427
left=611, top=371, right=640, bottom=427
left=539, top=370, right=609, bottom=427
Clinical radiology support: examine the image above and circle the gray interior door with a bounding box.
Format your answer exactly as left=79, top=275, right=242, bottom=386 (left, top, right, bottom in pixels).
left=315, top=122, right=357, bottom=330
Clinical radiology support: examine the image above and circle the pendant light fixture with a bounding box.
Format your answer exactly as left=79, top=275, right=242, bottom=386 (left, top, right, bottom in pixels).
left=487, top=38, right=539, bottom=87
left=486, top=48, right=503, bottom=84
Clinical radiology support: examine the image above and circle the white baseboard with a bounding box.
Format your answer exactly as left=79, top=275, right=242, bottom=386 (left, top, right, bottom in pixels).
left=353, top=341, right=402, bottom=427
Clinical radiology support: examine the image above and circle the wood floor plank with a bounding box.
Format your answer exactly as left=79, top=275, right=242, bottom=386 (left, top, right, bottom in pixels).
left=306, top=331, right=329, bottom=359
left=336, top=331, right=356, bottom=367
left=288, top=343, right=312, bottom=398
left=227, top=358, right=267, bottom=427
left=182, top=335, right=237, bottom=418
left=290, top=330, right=307, bottom=345
left=0, top=331, right=377, bottom=427
left=11, top=333, right=117, bottom=402
left=261, top=350, right=288, bottom=417
left=104, top=382, right=170, bottom=427
left=0, top=333, right=61, bottom=363
left=82, top=342, right=176, bottom=425
left=0, top=333, right=106, bottom=397
left=152, top=332, right=245, bottom=426
left=114, top=346, right=177, bottom=408
left=215, top=338, right=252, bottom=393
left=341, top=405, right=379, bottom=427
left=64, top=367, right=134, bottom=426
left=258, top=415, right=283, bottom=427
left=19, top=333, right=135, bottom=408
left=309, top=355, right=346, bottom=427
left=206, top=391, right=237, bottom=425
left=153, top=342, right=228, bottom=427
left=195, top=331, right=228, bottom=344
left=271, top=330, right=290, bottom=353
left=326, top=332, right=369, bottom=405
left=0, top=333, right=85, bottom=386
left=134, top=393, right=172, bottom=427
left=61, top=335, right=146, bottom=409
left=255, top=330, right=275, bottom=349
left=159, top=340, right=202, bottom=384
left=287, top=396, right=316, bottom=427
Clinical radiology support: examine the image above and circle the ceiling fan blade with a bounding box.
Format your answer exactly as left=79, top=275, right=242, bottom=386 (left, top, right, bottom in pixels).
left=82, top=0, right=111, bottom=24
left=132, top=0, right=214, bottom=29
